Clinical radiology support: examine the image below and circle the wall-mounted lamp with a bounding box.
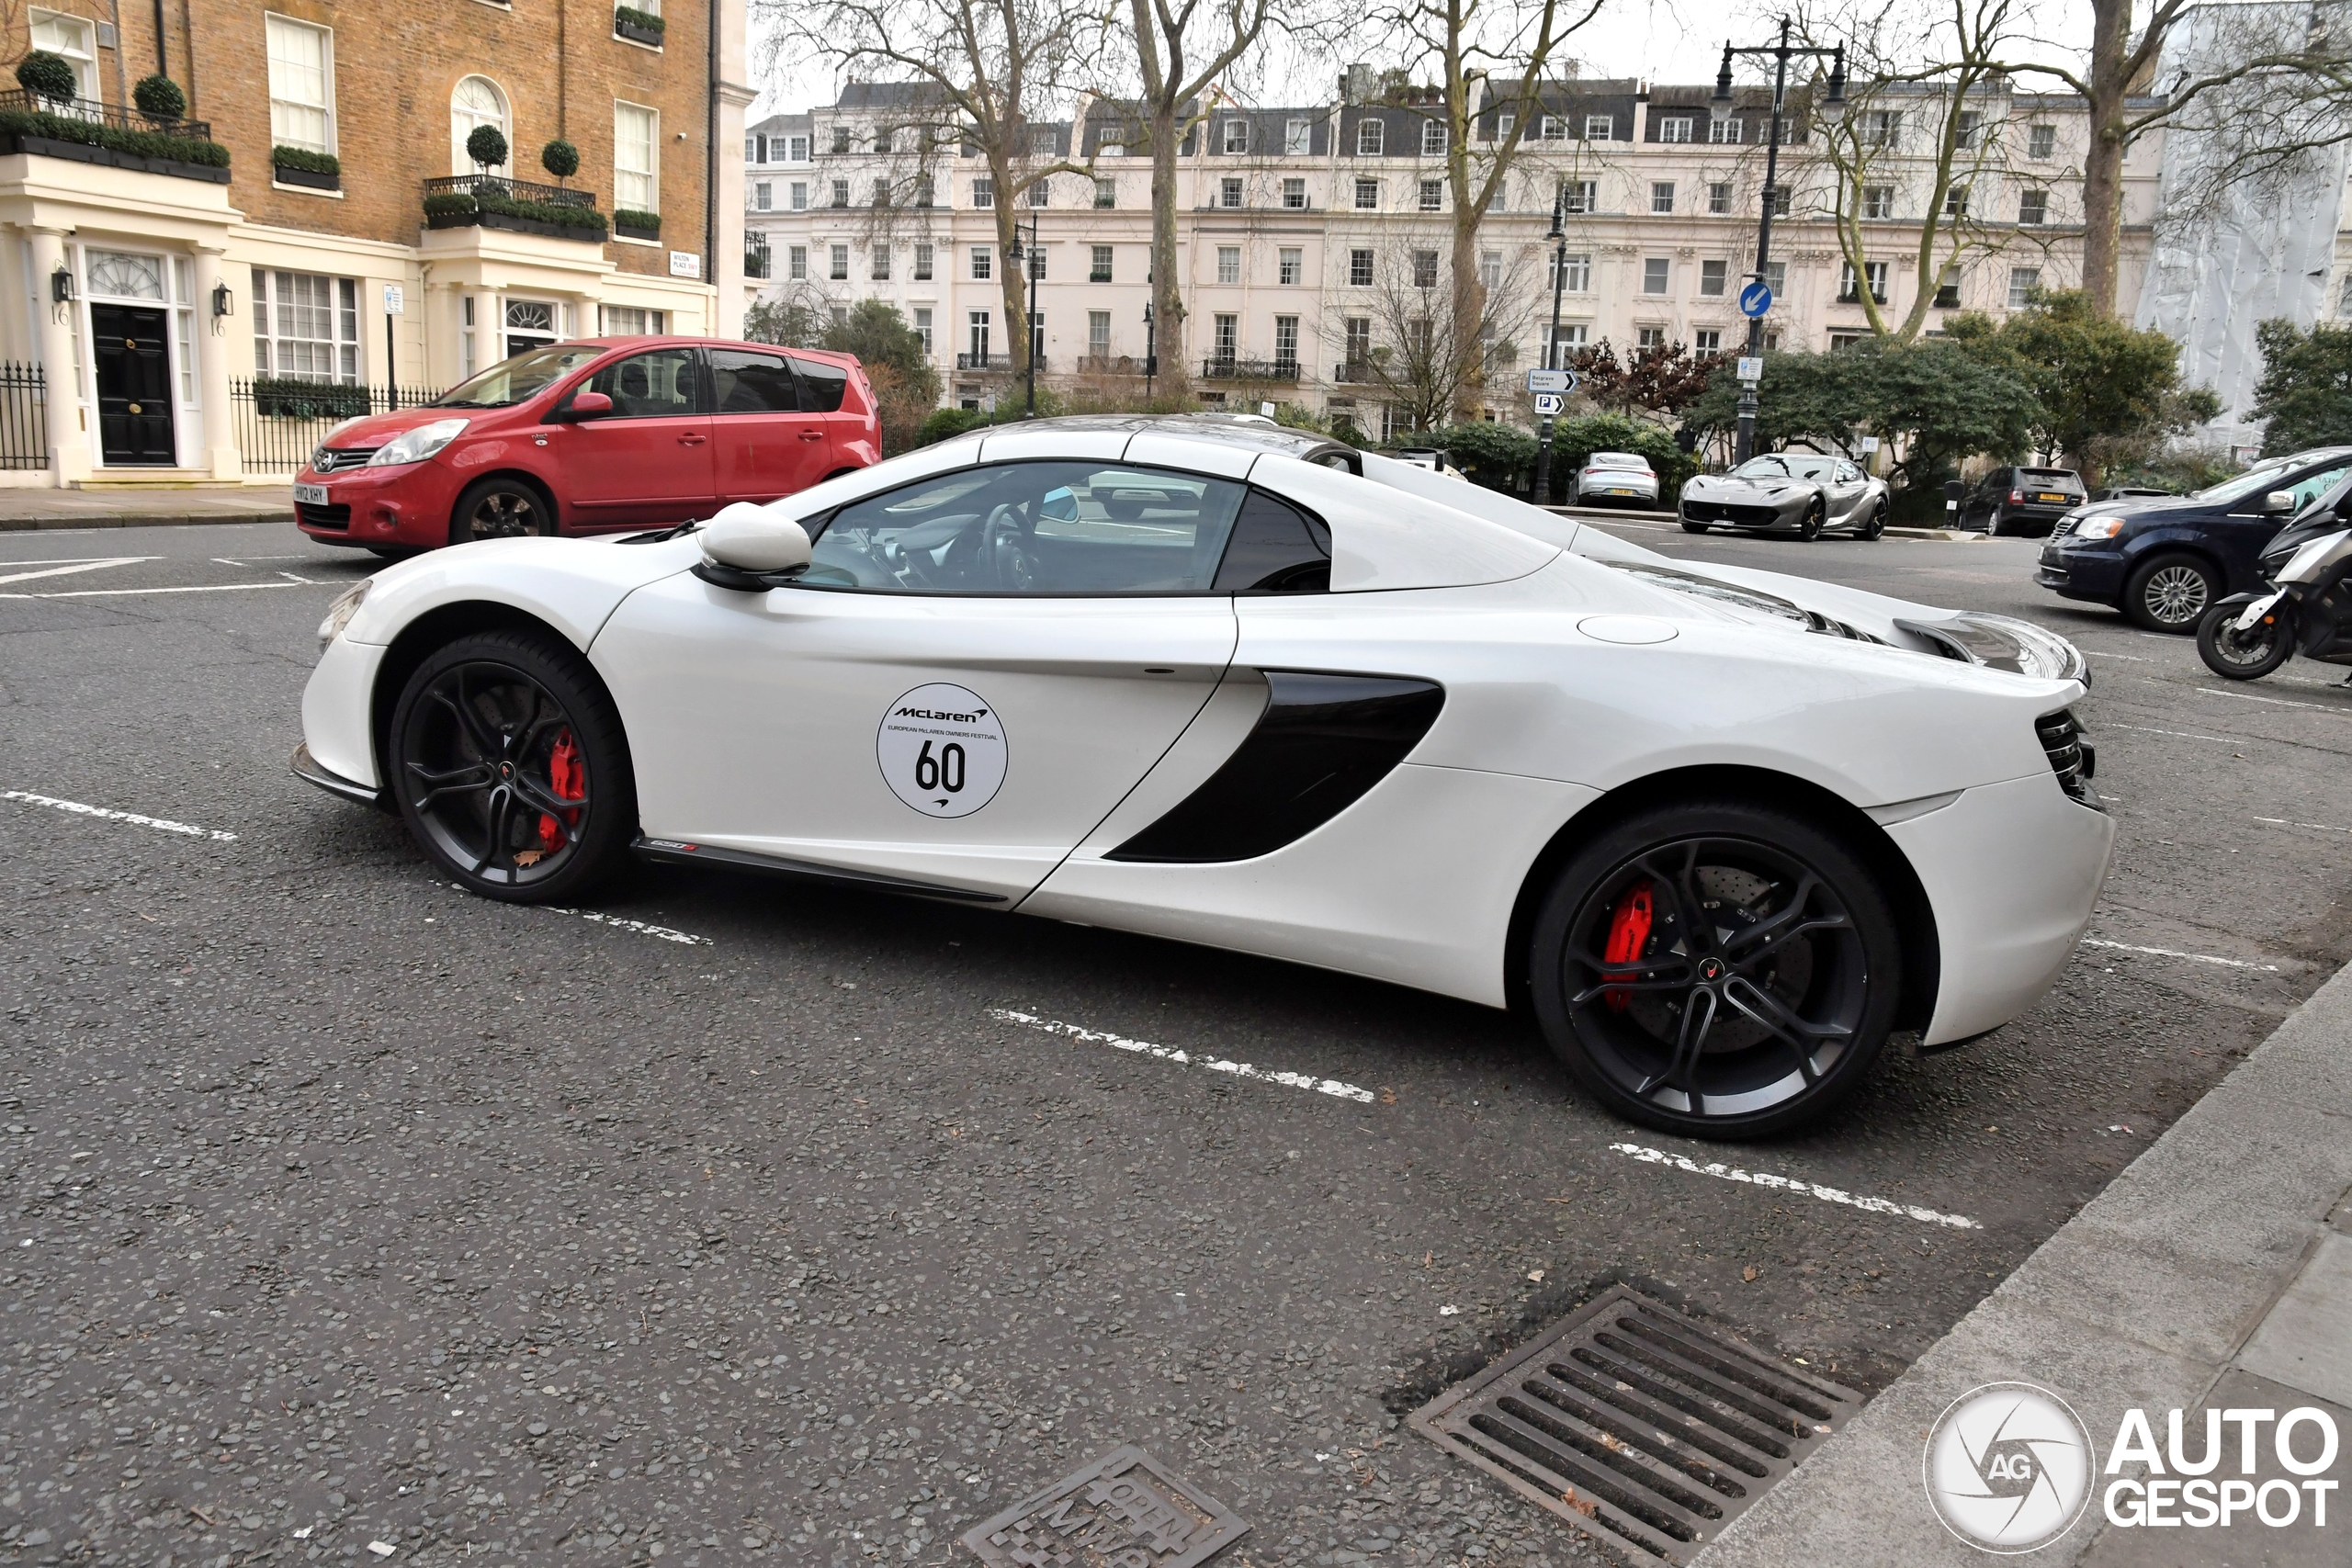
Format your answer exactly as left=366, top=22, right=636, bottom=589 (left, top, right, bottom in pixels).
left=50, top=265, right=74, bottom=304
left=211, top=281, right=234, bottom=318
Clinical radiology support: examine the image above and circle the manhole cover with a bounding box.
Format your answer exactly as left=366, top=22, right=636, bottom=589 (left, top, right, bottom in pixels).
left=1407, top=1285, right=1860, bottom=1562
left=961, top=1444, right=1248, bottom=1567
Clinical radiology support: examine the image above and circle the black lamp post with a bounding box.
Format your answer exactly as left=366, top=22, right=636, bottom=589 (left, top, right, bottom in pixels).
left=1716, top=20, right=1845, bottom=465
left=1004, top=209, right=1041, bottom=418
left=1143, top=301, right=1156, bottom=404
left=1531, top=188, right=1572, bottom=506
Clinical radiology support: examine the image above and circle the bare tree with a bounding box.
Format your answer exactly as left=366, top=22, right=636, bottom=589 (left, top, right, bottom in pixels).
left=1125, top=0, right=1279, bottom=390
left=1361, top=0, right=1600, bottom=418
left=764, top=0, right=1100, bottom=377
left=1321, top=234, right=1537, bottom=433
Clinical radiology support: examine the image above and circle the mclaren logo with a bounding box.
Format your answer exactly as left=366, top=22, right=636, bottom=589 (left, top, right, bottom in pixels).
left=896, top=705, right=988, bottom=723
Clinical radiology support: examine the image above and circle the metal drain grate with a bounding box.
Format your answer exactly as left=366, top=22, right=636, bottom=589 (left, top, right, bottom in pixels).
left=1406, top=1285, right=1860, bottom=1563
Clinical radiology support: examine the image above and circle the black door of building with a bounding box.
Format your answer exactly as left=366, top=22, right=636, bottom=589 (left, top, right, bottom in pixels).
left=91, top=303, right=175, bottom=466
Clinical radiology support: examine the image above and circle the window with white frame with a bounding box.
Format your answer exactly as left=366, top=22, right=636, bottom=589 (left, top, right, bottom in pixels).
left=2018, top=188, right=2048, bottom=225
left=2027, top=122, right=2055, bottom=160
left=1549, top=322, right=1588, bottom=360
left=266, top=15, right=335, bottom=153
left=1349, top=247, right=1374, bottom=287
left=1861, top=185, right=1894, bottom=219
left=913, top=308, right=933, bottom=354
left=829, top=178, right=848, bottom=208
left=1494, top=112, right=1515, bottom=142
left=1656, top=115, right=1693, bottom=143
left=450, top=75, right=510, bottom=175
left=600, top=305, right=666, bottom=336
left=28, top=11, right=96, bottom=99
left=1553, top=252, right=1590, bottom=292
left=1764, top=261, right=1786, bottom=295
left=1345, top=317, right=1373, bottom=365
left=1421, top=120, right=1446, bottom=155
left=1411, top=249, right=1438, bottom=289
left=1028, top=177, right=1048, bottom=207
left=1694, top=329, right=1723, bottom=355
left=1637, top=326, right=1665, bottom=348
left=1220, top=176, right=1243, bottom=209
left=1354, top=177, right=1378, bottom=209
left=872, top=245, right=890, bottom=281
left=1088, top=310, right=1110, bottom=360
left=1651, top=181, right=1674, bottom=213
left=787, top=244, right=807, bottom=279
left=753, top=182, right=771, bottom=210
left=1562, top=178, right=1597, bottom=214
left=1095, top=177, right=1116, bottom=208
left=1944, top=184, right=1969, bottom=217
left=972, top=176, right=994, bottom=208
left=251, top=269, right=358, bottom=382
left=1223, top=118, right=1249, bottom=153
left=614, top=101, right=658, bottom=212
left=1708, top=181, right=1732, bottom=214
left=1708, top=117, right=1742, bottom=143
left=1478, top=250, right=1501, bottom=290
left=1213, top=314, right=1238, bottom=361
left=790, top=182, right=807, bottom=210
left=1642, top=257, right=1669, bottom=294
left=1091, top=244, right=1114, bottom=283
left=1274, top=315, right=1298, bottom=367
left=1584, top=114, right=1611, bottom=140
left=1279, top=247, right=1302, bottom=286
left=830, top=243, right=848, bottom=280
left=1419, top=179, right=1442, bottom=211
left=971, top=246, right=991, bottom=280
left=1286, top=118, right=1311, bottom=154
left=1216, top=246, right=1240, bottom=285
left=1282, top=176, right=1306, bottom=209
left=2007, top=266, right=2041, bottom=307
left=788, top=134, right=808, bottom=161
left=1955, top=110, right=1981, bottom=149
left=914, top=243, right=933, bottom=280
left=1356, top=118, right=1384, bottom=155
left=1700, top=259, right=1726, bottom=297
left=1539, top=115, right=1563, bottom=141
left=1861, top=109, right=1901, bottom=148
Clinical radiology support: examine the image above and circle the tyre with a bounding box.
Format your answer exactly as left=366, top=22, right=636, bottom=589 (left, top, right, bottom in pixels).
left=2123, top=552, right=2219, bottom=633
left=1986, top=506, right=2011, bottom=537
left=451, top=476, right=555, bottom=546
left=2197, top=600, right=2295, bottom=680
left=1528, top=799, right=1902, bottom=1139
left=1858, top=498, right=1888, bottom=541
left=387, top=628, right=638, bottom=902
left=1797, top=496, right=1826, bottom=541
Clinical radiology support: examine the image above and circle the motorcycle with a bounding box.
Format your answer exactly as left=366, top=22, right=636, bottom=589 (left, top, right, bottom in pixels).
left=2196, top=484, right=2352, bottom=683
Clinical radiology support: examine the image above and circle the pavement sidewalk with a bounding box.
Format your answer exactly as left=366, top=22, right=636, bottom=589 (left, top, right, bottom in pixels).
left=1696, top=956, right=2352, bottom=1567
left=0, top=484, right=294, bottom=531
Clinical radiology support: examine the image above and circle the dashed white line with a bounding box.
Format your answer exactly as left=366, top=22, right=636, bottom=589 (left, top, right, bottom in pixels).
left=989, top=1009, right=1376, bottom=1103
left=2106, top=723, right=2236, bottom=743
left=2087, top=651, right=2153, bottom=661
left=0, top=556, right=156, bottom=586
left=1609, top=1142, right=1981, bottom=1229
left=0, top=580, right=322, bottom=599
left=2255, top=816, right=2352, bottom=834
left=2081, top=938, right=2278, bottom=972
left=2196, top=687, right=2352, bottom=714
left=2, top=789, right=237, bottom=841
left=546, top=908, right=711, bottom=946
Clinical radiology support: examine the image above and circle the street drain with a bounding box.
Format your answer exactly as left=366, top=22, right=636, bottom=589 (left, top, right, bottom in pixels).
left=1405, top=1285, right=1860, bottom=1563
left=961, top=1444, right=1248, bottom=1567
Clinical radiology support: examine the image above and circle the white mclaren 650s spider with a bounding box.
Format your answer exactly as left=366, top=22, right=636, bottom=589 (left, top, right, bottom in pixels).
left=296, top=415, right=2113, bottom=1138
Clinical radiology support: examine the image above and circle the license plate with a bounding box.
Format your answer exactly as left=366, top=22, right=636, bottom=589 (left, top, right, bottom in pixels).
left=1607, top=488, right=1634, bottom=495
left=2035, top=493, right=2066, bottom=503
left=295, top=482, right=328, bottom=506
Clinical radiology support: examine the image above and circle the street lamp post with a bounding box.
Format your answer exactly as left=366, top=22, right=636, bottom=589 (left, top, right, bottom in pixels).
left=1531, top=190, right=1571, bottom=506
left=1715, top=20, right=1845, bottom=465
left=1143, top=301, right=1156, bottom=405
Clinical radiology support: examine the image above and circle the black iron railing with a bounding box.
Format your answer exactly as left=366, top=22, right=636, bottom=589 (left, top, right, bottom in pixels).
left=0, top=362, right=46, bottom=469
left=0, top=88, right=213, bottom=141
left=1332, top=361, right=1380, bottom=383
left=1201, top=357, right=1300, bottom=383
left=232, top=378, right=447, bottom=475
left=956, top=352, right=1012, bottom=370
left=424, top=174, right=596, bottom=209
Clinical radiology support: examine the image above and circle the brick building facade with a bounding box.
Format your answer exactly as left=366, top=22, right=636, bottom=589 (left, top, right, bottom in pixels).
left=0, top=0, right=750, bottom=486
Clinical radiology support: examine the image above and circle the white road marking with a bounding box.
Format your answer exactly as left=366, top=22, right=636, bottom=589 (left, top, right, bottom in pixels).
left=0, top=580, right=318, bottom=600
left=2196, top=687, right=2352, bottom=714
left=989, top=1009, right=1376, bottom=1103
left=546, top=907, right=711, bottom=946
left=2, top=789, right=237, bottom=841
left=2106, top=723, right=2236, bottom=743
left=2255, top=816, right=2352, bottom=834
left=2081, top=938, right=2278, bottom=972
left=2086, top=650, right=2152, bottom=661
left=0, top=556, right=155, bottom=586
left=1609, top=1142, right=1981, bottom=1229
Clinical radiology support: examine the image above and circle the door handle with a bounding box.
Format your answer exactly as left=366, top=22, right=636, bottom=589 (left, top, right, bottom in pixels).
left=677, top=433, right=707, bottom=446
left=797, top=430, right=824, bottom=442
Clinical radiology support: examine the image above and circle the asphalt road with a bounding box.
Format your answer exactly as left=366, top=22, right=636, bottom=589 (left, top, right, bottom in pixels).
left=3, top=519, right=2348, bottom=1568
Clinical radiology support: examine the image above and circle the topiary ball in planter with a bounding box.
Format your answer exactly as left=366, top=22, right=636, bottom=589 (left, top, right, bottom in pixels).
left=16, top=51, right=79, bottom=105
left=466, top=124, right=509, bottom=172
left=540, top=139, right=579, bottom=181
left=132, top=73, right=187, bottom=119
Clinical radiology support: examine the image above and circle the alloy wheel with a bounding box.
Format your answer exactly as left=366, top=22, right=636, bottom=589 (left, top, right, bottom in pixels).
left=463, top=488, right=546, bottom=542
left=1554, top=836, right=1871, bottom=1122
left=2141, top=563, right=2211, bottom=626
left=399, top=660, right=590, bottom=887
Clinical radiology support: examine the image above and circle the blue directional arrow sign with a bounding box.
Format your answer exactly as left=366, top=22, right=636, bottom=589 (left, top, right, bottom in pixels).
left=1738, top=280, right=1773, bottom=318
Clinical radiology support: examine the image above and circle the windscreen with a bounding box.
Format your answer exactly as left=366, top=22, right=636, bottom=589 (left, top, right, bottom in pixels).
left=434, top=346, right=605, bottom=408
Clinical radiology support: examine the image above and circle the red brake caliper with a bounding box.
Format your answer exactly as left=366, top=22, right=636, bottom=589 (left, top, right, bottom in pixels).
left=537, top=729, right=585, bottom=852
left=1601, top=881, right=1655, bottom=1011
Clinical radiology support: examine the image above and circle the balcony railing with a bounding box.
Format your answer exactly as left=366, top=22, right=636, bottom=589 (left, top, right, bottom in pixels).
left=1072, top=354, right=1145, bottom=374
left=0, top=88, right=213, bottom=142
left=1332, top=360, right=1380, bottom=383
left=1200, top=357, right=1301, bottom=383
left=956, top=352, right=1012, bottom=370
left=423, top=175, right=606, bottom=242
left=0, top=88, right=227, bottom=181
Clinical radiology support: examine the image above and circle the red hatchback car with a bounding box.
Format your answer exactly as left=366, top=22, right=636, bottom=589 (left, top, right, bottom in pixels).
left=293, top=337, right=879, bottom=555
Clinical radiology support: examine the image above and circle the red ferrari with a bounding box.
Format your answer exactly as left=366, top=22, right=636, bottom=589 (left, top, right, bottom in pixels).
left=292, top=337, right=880, bottom=555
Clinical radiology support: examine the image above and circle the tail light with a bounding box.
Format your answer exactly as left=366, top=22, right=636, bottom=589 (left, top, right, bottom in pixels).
left=2009, top=490, right=2024, bottom=502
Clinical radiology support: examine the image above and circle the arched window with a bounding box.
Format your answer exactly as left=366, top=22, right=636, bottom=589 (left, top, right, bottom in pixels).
left=451, top=75, right=511, bottom=176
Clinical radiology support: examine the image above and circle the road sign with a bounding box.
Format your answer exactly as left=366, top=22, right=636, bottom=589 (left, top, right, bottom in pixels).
left=1526, top=367, right=1577, bottom=394
left=1532, top=391, right=1564, bottom=415
left=1738, top=280, right=1772, bottom=318
left=1736, top=356, right=1764, bottom=382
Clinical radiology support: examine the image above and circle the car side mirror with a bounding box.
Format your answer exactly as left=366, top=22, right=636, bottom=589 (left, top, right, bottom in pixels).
left=2265, top=490, right=2296, bottom=513
left=695, top=502, right=811, bottom=590
left=555, top=389, right=614, bottom=423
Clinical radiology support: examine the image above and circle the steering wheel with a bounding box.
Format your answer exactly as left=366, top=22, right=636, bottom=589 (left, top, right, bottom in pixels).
left=980, top=503, right=1035, bottom=591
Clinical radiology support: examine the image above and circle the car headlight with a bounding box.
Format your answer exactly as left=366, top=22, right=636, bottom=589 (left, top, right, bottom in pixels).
left=366, top=418, right=469, bottom=467
left=318, top=580, right=370, bottom=651
left=2070, top=514, right=2124, bottom=540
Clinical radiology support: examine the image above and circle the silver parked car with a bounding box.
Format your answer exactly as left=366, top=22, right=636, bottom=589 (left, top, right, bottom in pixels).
left=1679, top=452, right=1891, bottom=541
left=1574, top=451, right=1660, bottom=507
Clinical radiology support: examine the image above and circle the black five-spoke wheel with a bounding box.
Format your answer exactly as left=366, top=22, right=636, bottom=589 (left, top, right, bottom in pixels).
left=389, top=629, right=635, bottom=901
left=1531, top=802, right=1901, bottom=1137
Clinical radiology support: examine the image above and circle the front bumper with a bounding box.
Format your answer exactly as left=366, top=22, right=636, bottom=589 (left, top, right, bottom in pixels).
left=1681, top=497, right=1798, bottom=528
left=292, top=741, right=383, bottom=807
left=1887, top=772, right=2116, bottom=1045
left=300, top=634, right=388, bottom=795
left=294, top=461, right=465, bottom=550
left=2035, top=543, right=2126, bottom=604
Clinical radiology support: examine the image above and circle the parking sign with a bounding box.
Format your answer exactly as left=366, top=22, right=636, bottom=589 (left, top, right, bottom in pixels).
left=1532, top=391, right=1564, bottom=414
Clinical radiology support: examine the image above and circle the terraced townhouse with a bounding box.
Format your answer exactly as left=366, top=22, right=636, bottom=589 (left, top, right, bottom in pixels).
left=0, top=0, right=752, bottom=488
left=745, top=74, right=2169, bottom=436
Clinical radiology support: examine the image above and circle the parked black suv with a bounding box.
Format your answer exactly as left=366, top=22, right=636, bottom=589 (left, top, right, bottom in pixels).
left=1957, top=466, right=2088, bottom=536
left=2035, top=447, right=2352, bottom=631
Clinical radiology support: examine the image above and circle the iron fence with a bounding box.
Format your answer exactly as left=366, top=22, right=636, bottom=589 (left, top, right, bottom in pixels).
left=231, top=378, right=447, bottom=475
left=0, top=88, right=213, bottom=141
left=0, top=362, right=45, bottom=469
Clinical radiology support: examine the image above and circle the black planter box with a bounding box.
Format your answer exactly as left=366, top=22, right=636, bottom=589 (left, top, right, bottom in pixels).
left=2, top=132, right=230, bottom=184
left=273, top=164, right=339, bottom=191
left=615, top=219, right=659, bottom=241
left=614, top=16, right=664, bottom=45
left=425, top=209, right=607, bottom=243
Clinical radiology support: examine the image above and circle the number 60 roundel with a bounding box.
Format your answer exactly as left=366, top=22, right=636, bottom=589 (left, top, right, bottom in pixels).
left=875, top=682, right=1010, bottom=818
